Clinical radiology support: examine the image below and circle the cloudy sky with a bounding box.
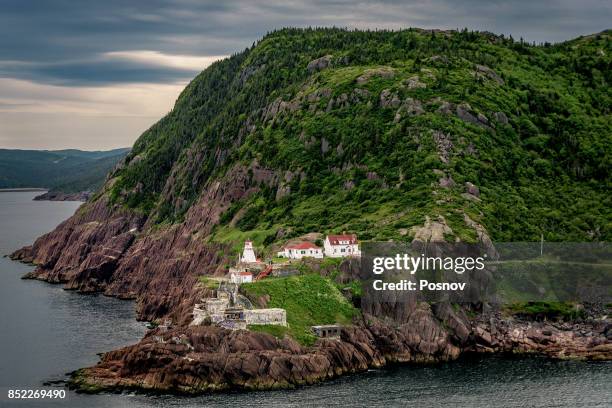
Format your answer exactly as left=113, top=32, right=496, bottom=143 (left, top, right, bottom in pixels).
left=1, top=1, right=609, bottom=150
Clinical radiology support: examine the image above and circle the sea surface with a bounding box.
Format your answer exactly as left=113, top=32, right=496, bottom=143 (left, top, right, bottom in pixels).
left=0, top=191, right=610, bottom=407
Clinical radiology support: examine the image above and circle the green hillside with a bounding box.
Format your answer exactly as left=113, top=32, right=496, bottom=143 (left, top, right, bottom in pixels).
left=0, top=148, right=129, bottom=193
left=105, top=28, right=610, bottom=243
left=241, top=274, right=358, bottom=345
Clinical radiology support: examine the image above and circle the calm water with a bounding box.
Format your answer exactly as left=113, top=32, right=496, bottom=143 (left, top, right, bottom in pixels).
left=0, top=191, right=610, bottom=407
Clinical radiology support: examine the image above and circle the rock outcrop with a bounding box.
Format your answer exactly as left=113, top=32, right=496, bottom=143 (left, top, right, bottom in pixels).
left=33, top=190, right=92, bottom=202
left=70, top=306, right=611, bottom=394
left=307, top=55, right=332, bottom=72
left=11, top=162, right=279, bottom=323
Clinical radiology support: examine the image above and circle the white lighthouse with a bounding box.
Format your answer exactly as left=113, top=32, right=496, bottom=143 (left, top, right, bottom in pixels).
left=240, top=240, right=257, bottom=263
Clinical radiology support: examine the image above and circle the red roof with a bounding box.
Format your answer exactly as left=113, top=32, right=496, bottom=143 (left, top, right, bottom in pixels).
left=284, top=242, right=321, bottom=250
left=326, top=234, right=357, bottom=245
left=232, top=271, right=252, bottom=276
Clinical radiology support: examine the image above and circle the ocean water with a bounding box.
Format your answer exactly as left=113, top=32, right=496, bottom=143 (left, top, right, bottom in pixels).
left=0, top=191, right=610, bottom=407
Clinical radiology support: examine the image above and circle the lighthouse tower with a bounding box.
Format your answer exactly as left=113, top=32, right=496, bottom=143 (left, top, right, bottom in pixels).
left=240, top=240, right=257, bottom=263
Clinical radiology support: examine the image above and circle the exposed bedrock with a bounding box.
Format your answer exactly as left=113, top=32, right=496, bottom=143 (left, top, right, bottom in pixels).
left=10, top=163, right=274, bottom=323
left=70, top=309, right=611, bottom=394
left=9, top=162, right=610, bottom=395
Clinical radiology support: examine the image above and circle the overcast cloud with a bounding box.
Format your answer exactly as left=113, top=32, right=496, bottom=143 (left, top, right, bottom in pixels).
left=0, top=0, right=610, bottom=149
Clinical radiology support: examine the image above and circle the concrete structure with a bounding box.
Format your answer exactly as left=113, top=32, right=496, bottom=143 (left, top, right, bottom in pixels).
left=206, top=297, right=230, bottom=315
left=224, top=307, right=245, bottom=321
left=219, top=319, right=247, bottom=330
left=240, top=240, right=257, bottom=263
left=190, top=285, right=287, bottom=331
left=272, top=266, right=300, bottom=278
left=244, top=308, right=287, bottom=326
left=191, top=296, right=231, bottom=325
left=312, top=324, right=342, bottom=338
left=190, top=304, right=208, bottom=326
left=324, top=234, right=360, bottom=258
left=230, top=270, right=253, bottom=284
left=277, top=242, right=323, bottom=259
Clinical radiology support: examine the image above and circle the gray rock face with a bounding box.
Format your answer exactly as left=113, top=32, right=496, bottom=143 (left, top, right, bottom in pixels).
left=428, top=55, right=449, bottom=65
left=307, top=55, right=332, bottom=72
left=404, top=75, right=427, bottom=89
left=356, top=67, right=395, bottom=84
left=439, top=175, right=456, bottom=188
left=321, top=137, right=330, bottom=154
left=239, top=64, right=265, bottom=85
left=263, top=97, right=301, bottom=122
left=336, top=143, right=344, bottom=156
left=306, top=88, right=332, bottom=102
left=436, top=100, right=454, bottom=115
left=465, top=182, right=480, bottom=197
left=351, top=88, right=370, bottom=102
left=394, top=97, right=424, bottom=122
left=493, top=111, right=509, bottom=124
left=380, top=89, right=401, bottom=108
left=456, top=103, right=491, bottom=129
left=433, top=131, right=453, bottom=164
left=475, top=64, right=504, bottom=85
left=343, top=179, right=355, bottom=190
left=275, top=185, right=291, bottom=200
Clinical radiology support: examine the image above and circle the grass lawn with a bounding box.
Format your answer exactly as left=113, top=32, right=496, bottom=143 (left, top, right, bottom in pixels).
left=241, top=274, right=358, bottom=345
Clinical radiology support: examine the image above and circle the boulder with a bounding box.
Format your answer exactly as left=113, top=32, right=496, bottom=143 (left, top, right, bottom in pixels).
left=356, top=67, right=395, bottom=84
left=307, top=55, right=332, bottom=72
left=465, top=182, right=480, bottom=197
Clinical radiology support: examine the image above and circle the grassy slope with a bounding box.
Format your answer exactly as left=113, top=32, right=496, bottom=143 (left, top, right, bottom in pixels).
left=106, top=28, right=610, bottom=248
left=241, top=274, right=358, bottom=345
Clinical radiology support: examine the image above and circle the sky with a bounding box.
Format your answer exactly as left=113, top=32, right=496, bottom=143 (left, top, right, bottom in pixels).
left=0, top=0, right=610, bottom=150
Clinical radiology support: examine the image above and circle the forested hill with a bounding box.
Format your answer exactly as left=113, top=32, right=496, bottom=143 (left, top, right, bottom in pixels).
left=0, top=148, right=129, bottom=194
left=104, top=28, right=610, bottom=243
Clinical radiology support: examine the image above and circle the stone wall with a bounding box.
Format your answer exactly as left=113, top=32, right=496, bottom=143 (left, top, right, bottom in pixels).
left=244, top=308, right=287, bottom=326
left=206, top=298, right=230, bottom=315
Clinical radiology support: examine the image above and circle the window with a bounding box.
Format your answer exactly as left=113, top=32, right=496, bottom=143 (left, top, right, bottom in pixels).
left=341, top=248, right=345, bottom=253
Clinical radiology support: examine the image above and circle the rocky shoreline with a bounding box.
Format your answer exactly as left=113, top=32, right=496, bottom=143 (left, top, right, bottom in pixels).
left=33, top=190, right=91, bottom=202
left=66, top=307, right=610, bottom=395
left=8, top=182, right=611, bottom=395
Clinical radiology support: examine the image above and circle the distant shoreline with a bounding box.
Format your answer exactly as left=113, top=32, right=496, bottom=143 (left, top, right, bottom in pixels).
left=0, top=188, right=47, bottom=192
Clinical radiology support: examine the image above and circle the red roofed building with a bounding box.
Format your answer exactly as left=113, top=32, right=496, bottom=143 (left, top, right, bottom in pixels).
left=229, top=270, right=253, bottom=284
left=277, top=241, right=323, bottom=259
left=324, top=234, right=360, bottom=258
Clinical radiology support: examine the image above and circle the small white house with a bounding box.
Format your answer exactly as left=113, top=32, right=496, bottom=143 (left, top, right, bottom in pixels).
left=324, top=234, right=360, bottom=258
left=277, top=242, right=324, bottom=259
left=230, top=270, right=253, bottom=284
left=240, top=240, right=257, bottom=263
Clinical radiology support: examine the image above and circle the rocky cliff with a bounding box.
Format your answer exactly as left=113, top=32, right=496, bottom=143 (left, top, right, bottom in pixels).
left=70, top=308, right=610, bottom=394
left=33, top=191, right=92, bottom=201
left=9, top=28, right=611, bottom=394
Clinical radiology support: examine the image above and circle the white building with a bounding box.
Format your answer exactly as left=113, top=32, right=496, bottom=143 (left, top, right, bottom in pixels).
left=324, top=234, right=360, bottom=258
left=277, top=242, right=324, bottom=259
left=229, top=270, right=253, bottom=284
left=240, top=240, right=257, bottom=263
left=244, top=308, right=287, bottom=326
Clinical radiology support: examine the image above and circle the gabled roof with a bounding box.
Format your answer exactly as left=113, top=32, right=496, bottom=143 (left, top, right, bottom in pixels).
left=231, top=271, right=252, bottom=276
left=326, top=234, right=357, bottom=245
left=284, top=242, right=321, bottom=250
